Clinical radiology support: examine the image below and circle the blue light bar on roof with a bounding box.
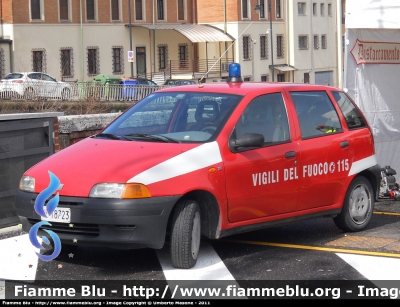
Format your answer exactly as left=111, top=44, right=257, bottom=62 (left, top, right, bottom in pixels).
left=227, top=63, right=243, bottom=83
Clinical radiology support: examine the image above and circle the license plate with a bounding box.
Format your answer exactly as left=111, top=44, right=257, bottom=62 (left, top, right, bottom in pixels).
left=41, top=208, right=71, bottom=223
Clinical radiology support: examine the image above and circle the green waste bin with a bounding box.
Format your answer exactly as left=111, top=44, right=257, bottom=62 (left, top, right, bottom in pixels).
left=77, top=81, right=97, bottom=100
left=93, top=74, right=121, bottom=100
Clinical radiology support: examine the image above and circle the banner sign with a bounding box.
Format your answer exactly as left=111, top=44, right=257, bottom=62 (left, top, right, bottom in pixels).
left=350, top=39, right=400, bottom=65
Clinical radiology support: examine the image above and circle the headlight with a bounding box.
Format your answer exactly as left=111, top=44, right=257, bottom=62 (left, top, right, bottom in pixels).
left=89, top=183, right=151, bottom=199
left=19, top=176, right=35, bottom=192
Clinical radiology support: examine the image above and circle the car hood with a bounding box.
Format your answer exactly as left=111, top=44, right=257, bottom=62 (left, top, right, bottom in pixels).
left=26, top=137, right=204, bottom=197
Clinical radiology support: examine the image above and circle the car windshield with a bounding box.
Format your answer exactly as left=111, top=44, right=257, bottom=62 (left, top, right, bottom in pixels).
left=4, top=73, right=23, bottom=80
left=101, top=92, right=242, bottom=142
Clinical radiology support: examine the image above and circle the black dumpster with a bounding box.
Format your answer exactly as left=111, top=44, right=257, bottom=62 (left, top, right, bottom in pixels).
left=0, top=112, right=63, bottom=228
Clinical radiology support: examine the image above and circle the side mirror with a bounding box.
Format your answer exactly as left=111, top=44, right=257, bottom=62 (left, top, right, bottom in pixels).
left=229, top=132, right=264, bottom=152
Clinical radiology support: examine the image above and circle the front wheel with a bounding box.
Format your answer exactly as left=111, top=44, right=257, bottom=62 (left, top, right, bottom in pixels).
left=24, top=87, right=35, bottom=100
left=333, top=176, right=374, bottom=232
left=170, top=199, right=201, bottom=269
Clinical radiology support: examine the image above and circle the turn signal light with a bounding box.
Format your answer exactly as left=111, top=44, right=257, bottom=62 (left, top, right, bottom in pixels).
left=122, top=183, right=151, bottom=198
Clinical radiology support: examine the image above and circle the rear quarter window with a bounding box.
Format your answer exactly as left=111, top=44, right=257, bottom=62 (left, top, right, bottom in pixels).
left=5, top=73, right=23, bottom=80
left=331, top=91, right=367, bottom=130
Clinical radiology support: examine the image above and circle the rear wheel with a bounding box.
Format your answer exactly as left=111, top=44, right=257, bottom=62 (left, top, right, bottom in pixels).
left=333, top=176, right=374, bottom=232
left=61, top=88, right=70, bottom=101
left=24, top=87, right=34, bottom=100
left=170, top=199, right=201, bottom=269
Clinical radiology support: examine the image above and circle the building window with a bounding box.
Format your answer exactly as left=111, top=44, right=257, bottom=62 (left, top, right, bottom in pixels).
left=111, top=0, right=120, bottom=21
left=87, top=47, right=99, bottom=76
left=243, top=76, right=251, bottom=82
left=313, top=35, right=319, bottom=49
left=30, top=0, right=42, bottom=20
left=259, top=0, right=265, bottom=18
left=298, top=2, right=306, bottom=15
left=320, top=3, right=325, bottom=16
left=313, top=3, right=317, bottom=16
left=277, top=73, right=285, bottom=82
left=242, top=0, right=248, bottom=19
left=260, top=35, right=268, bottom=59
left=112, top=46, right=124, bottom=74
left=298, top=35, right=308, bottom=50
left=61, top=48, right=73, bottom=78
left=158, top=45, right=168, bottom=70
left=32, top=49, right=46, bottom=72
left=276, top=0, right=281, bottom=18
left=178, top=0, right=185, bottom=20
left=328, top=3, right=332, bottom=16
left=321, top=34, right=327, bottom=49
left=157, top=0, right=164, bottom=20
left=0, top=48, right=5, bottom=79
left=261, top=74, right=269, bottom=82
left=243, top=35, right=251, bottom=60
left=86, top=0, right=95, bottom=21
left=135, top=0, right=143, bottom=20
left=59, top=0, right=69, bottom=20
left=276, top=35, right=284, bottom=58
left=178, top=44, right=188, bottom=69
left=341, top=0, right=345, bottom=24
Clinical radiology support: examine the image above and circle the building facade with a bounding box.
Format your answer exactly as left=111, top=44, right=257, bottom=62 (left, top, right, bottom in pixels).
left=0, top=0, right=340, bottom=86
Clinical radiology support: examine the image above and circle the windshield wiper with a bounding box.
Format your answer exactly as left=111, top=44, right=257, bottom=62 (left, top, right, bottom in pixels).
left=95, top=133, right=125, bottom=140
left=124, top=133, right=180, bottom=143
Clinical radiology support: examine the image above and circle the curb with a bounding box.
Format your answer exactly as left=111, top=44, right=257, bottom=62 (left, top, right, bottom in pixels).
left=0, top=224, right=21, bottom=235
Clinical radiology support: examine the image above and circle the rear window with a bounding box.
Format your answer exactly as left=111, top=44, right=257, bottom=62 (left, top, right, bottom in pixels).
left=331, top=91, right=367, bottom=130
left=4, top=73, right=23, bottom=80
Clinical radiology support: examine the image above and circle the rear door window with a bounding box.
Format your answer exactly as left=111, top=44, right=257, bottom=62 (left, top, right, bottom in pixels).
left=331, top=91, right=367, bottom=130
left=290, top=91, right=342, bottom=139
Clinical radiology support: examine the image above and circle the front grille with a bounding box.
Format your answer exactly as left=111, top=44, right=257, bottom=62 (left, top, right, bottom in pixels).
left=27, top=218, right=99, bottom=237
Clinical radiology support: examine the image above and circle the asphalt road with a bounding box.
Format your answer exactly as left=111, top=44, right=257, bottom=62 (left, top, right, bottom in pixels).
left=1, top=198, right=400, bottom=300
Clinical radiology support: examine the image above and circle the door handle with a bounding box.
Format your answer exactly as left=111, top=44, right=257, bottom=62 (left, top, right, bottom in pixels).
left=340, top=141, right=349, bottom=148
left=285, top=151, right=296, bottom=159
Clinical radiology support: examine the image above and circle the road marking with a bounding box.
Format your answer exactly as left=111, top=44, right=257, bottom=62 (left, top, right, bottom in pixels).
left=374, top=211, right=400, bottom=217
left=226, top=239, right=400, bottom=258
left=0, top=234, right=40, bottom=280
left=156, top=242, right=244, bottom=299
left=156, top=241, right=235, bottom=280
left=337, top=253, right=400, bottom=288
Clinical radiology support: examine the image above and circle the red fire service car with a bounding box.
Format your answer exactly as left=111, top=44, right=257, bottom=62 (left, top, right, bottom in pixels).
left=16, top=63, right=381, bottom=269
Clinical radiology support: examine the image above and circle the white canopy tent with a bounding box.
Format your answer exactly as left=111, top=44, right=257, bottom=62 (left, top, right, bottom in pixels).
left=344, top=0, right=400, bottom=175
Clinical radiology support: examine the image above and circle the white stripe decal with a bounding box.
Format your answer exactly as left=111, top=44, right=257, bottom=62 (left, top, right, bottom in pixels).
left=127, top=141, right=222, bottom=185
left=348, top=155, right=377, bottom=176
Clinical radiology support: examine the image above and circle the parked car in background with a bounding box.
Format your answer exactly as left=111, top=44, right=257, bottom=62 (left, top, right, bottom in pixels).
left=0, top=72, right=72, bottom=100
left=163, top=79, right=197, bottom=86
left=136, top=78, right=157, bottom=86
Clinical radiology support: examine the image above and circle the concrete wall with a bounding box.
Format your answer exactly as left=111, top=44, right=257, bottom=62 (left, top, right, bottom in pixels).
left=57, top=113, right=121, bottom=150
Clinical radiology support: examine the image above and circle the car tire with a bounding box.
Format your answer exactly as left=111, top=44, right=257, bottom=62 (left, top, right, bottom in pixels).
left=170, top=199, right=201, bottom=269
left=333, top=176, right=374, bottom=232
left=61, top=88, right=71, bottom=101
left=24, top=88, right=34, bottom=100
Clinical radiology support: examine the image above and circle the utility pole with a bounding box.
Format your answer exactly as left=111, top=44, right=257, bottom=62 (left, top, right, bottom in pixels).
left=128, top=0, right=134, bottom=78
left=269, top=0, right=274, bottom=81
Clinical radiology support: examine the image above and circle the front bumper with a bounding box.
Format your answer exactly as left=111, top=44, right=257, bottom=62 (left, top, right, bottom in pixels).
left=15, top=190, right=180, bottom=249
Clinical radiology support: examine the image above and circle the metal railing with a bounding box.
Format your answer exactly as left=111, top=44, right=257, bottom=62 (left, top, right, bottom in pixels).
left=0, top=82, right=166, bottom=102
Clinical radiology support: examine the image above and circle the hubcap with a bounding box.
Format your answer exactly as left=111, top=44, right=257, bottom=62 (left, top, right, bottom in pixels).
left=349, top=184, right=371, bottom=224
